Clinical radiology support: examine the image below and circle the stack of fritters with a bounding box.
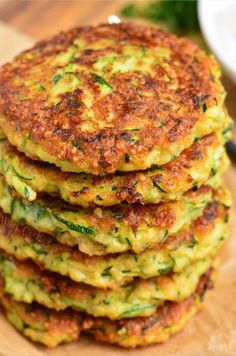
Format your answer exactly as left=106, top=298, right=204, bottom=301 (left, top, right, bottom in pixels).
left=0, top=23, right=231, bottom=348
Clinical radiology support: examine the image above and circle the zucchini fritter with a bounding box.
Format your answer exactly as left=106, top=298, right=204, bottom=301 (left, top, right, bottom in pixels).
left=0, top=194, right=229, bottom=288
left=0, top=132, right=229, bottom=206
left=0, top=23, right=227, bottom=174
left=0, top=252, right=214, bottom=319
left=0, top=177, right=222, bottom=254
left=0, top=271, right=213, bottom=347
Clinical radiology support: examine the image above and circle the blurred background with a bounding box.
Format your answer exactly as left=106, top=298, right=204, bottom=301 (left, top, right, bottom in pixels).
left=0, top=0, right=124, bottom=38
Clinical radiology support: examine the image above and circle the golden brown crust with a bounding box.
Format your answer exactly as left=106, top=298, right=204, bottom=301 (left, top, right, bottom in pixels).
left=85, top=269, right=213, bottom=339
left=0, top=270, right=213, bottom=347
left=0, top=23, right=225, bottom=174
left=0, top=194, right=228, bottom=264
left=0, top=132, right=227, bottom=207
left=0, top=172, right=215, bottom=255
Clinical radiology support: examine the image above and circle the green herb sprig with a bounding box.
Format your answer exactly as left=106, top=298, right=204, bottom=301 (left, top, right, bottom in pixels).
left=121, top=0, right=200, bottom=34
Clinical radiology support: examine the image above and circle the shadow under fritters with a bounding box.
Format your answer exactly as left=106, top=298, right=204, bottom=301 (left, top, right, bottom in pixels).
left=0, top=22, right=232, bottom=348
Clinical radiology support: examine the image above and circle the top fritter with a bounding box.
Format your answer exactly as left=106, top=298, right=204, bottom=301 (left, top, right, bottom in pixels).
left=0, top=23, right=227, bottom=175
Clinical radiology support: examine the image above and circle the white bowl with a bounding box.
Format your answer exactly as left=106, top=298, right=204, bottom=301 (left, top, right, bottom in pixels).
left=198, top=0, right=236, bottom=83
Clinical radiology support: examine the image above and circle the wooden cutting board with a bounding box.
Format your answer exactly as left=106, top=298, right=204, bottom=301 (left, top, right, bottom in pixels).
left=0, top=19, right=235, bottom=356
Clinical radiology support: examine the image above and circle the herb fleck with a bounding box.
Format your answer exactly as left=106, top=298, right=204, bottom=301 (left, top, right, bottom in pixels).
left=91, top=73, right=112, bottom=90
left=113, top=213, right=123, bottom=220
left=36, top=83, right=46, bottom=91
left=52, top=73, right=62, bottom=84
left=101, top=265, right=113, bottom=277
left=211, top=167, right=217, bottom=177
left=125, top=237, right=132, bottom=247
left=202, top=103, right=207, bottom=112
left=120, top=132, right=131, bottom=141
left=191, top=93, right=210, bottom=109
left=159, top=265, right=173, bottom=275
left=54, top=214, right=96, bottom=235
left=125, top=153, right=130, bottom=163
left=24, top=186, right=30, bottom=199
left=152, top=180, right=166, bottom=193
left=13, top=167, right=32, bottom=181
left=71, top=141, right=84, bottom=152
left=37, top=206, right=47, bottom=220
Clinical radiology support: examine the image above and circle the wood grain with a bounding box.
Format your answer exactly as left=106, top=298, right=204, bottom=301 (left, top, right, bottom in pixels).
left=0, top=0, right=125, bottom=39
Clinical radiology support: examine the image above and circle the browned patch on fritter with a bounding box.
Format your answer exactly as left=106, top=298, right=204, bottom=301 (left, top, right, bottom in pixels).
left=116, top=187, right=143, bottom=205
left=82, top=271, right=213, bottom=339
left=2, top=252, right=94, bottom=300
left=3, top=182, right=210, bottom=238
left=0, top=269, right=213, bottom=347
left=193, top=200, right=229, bottom=236
left=150, top=134, right=215, bottom=190
left=84, top=185, right=213, bottom=232
left=0, top=23, right=224, bottom=174
left=0, top=248, right=215, bottom=315
left=123, top=204, right=176, bottom=232
left=0, top=281, right=82, bottom=342
left=2, top=132, right=220, bottom=207
left=0, top=190, right=228, bottom=268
